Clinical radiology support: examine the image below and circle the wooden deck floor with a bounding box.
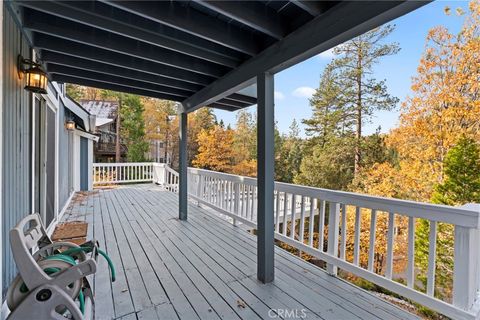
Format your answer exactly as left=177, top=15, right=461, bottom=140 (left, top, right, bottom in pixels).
left=62, top=184, right=418, bottom=320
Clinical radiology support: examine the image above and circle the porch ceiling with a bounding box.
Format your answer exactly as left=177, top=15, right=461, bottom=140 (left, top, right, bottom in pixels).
left=11, top=0, right=428, bottom=112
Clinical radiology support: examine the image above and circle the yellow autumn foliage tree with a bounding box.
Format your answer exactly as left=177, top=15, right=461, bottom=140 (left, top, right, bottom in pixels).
left=193, top=125, right=235, bottom=172
left=387, top=1, right=480, bottom=200
left=351, top=1, right=480, bottom=299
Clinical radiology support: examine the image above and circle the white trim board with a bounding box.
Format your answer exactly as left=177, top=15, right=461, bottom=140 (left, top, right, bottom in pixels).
left=45, top=190, right=75, bottom=237
left=74, top=129, right=99, bottom=142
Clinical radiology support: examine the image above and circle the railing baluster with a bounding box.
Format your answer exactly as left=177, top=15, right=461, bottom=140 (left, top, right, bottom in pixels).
left=239, top=184, right=244, bottom=217
left=291, top=194, right=297, bottom=239
left=327, top=202, right=340, bottom=275
left=367, top=209, right=377, bottom=272
left=220, top=180, right=225, bottom=209
left=299, top=196, right=306, bottom=244
left=230, top=182, right=234, bottom=212
left=427, top=220, right=437, bottom=296
left=207, top=177, right=211, bottom=203
left=251, top=187, right=256, bottom=222
left=224, top=181, right=228, bottom=209
left=246, top=185, right=251, bottom=219
left=308, top=197, right=315, bottom=247
left=282, top=193, right=288, bottom=235
left=275, top=191, right=281, bottom=232
left=353, top=207, right=361, bottom=266
left=254, top=187, right=258, bottom=222
left=340, top=204, right=347, bottom=260
left=385, top=212, right=395, bottom=279
left=234, top=183, right=240, bottom=217
left=318, top=200, right=325, bottom=251
left=407, top=217, right=416, bottom=288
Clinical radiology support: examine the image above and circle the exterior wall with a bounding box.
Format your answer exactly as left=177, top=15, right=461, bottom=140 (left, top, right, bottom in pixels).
left=57, top=101, right=75, bottom=211
left=80, top=137, right=88, bottom=190
left=1, top=6, right=32, bottom=298
left=0, top=7, right=93, bottom=299
left=148, top=139, right=170, bottom=163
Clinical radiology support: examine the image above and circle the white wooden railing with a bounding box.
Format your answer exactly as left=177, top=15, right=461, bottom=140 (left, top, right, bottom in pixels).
left=93, top=162, right=154, bottom=185
left=93, top=163, right=480, bottom=319
left=93, top=163, right=179, bottom=190
left=184, top=167, right=480, bottom=320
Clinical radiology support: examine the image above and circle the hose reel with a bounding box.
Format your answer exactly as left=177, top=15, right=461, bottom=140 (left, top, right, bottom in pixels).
left=6, top=214, right=115, bottom=320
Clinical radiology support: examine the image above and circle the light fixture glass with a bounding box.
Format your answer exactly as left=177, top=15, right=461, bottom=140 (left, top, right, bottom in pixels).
left=17, top=55, right=48, bottom=94
left=66, top=120, right=76, bottom=131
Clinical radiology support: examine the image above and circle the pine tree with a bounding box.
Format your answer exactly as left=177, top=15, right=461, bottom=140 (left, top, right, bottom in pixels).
left=432, top=136, right=480, bottom=205
left=303, top=65, right=348, bottom=145
left=332, top=24, right=400, bottom=175
left=416, top=136, right=480, bottom=301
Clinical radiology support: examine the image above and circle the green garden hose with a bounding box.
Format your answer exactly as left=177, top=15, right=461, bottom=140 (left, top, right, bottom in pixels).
left=62, top=246, right=116, bottom=282
left=17, top=244, right=115, bottom=315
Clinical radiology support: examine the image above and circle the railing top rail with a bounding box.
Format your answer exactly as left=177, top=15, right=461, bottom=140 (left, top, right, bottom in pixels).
left=93, top=162, right=153, bottom=167
left=188, top=167, right=480, bottom=228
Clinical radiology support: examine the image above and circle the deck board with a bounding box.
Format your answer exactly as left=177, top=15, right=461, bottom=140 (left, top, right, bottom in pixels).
left=63, top=184, right=419, bottom=320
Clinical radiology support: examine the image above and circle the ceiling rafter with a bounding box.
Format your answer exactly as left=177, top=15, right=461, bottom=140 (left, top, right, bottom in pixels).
left=33, top=33, right=215, bottom=86
left=100, top=0, right=269, bottom=56
left=194, top=1, right=289, bottom=39
left=19, top=0, right=240, bottom=68
left=52, top=74, right=186, bottom=102
left=23, top=9, right=228, bottom=77
left=40, top=51, right=202, bottom=92
left=289, top=0, right=329, bottom=16
left=46, top=64, right=192, bottom=98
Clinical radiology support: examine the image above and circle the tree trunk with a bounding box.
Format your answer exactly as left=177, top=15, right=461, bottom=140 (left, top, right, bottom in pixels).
left=115, top=98, right=121, bottom=162
left=164, top=115, right=169, bottom=164
left=354, top=50, right=362, bottom=176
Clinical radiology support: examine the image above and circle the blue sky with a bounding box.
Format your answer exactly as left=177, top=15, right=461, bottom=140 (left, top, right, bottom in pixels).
left=214, top=0, right=469, bottom=137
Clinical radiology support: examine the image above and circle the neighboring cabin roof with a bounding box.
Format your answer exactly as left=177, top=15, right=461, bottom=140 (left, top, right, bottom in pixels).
left=96, top=118, right=114, bottom=127
left=80, top=100, right=119, bottom=119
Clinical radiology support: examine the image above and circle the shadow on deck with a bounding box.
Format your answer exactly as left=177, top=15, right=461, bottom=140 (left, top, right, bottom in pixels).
left=63, top=184, right=418, bottom=320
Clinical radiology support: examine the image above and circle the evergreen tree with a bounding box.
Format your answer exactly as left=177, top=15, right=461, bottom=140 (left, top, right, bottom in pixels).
left=303, top=65, right=349, bottom=144
left=119, top=95, right=149, bottom=162
left=416, top=137, right=480, bottom=301
left=233, top=110, right=256, bottom=163
left=331, top=24, right=400, bottom=175
left=276, top=119, right=304, bottom=183
left=431, top=136, right=480, bottom=205
left=295, top=135, right=356, bottom=190
left=101, top=90, right=149, bottom=162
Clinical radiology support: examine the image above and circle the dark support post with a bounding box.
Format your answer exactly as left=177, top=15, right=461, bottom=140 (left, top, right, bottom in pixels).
left=179, top=111, right=188, bottom=221
left=257, top=72, right=275, bottom=283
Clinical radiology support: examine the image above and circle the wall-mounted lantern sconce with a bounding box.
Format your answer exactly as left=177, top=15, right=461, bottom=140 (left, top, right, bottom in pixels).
left=65, top=120, right=76, bottom=131
left=17, top=55, right=48, bottom=94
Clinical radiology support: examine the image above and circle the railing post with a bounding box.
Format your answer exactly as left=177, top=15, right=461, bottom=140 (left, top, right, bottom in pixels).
left=327, top=202, right=340, bottom=275
left=453, top=203, right=480, bottom=311
left=179, top=111, right=188, bottom=221
left=257, top=71, right=275, bottom=283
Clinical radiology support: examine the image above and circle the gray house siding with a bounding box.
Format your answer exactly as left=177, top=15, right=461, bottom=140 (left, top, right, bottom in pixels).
left=80, top=137, right=88, bottom=190
left=1, top=6, right=32, bottom=297
left=58, top=101, right=74, bottom=208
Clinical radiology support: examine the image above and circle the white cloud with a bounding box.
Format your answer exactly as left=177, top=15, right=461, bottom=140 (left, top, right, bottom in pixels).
left=274, top=91, right=285, bottom=100
left=317, top=47, right=336, bottom=59
left=292, top=86, right=315, bottom=98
